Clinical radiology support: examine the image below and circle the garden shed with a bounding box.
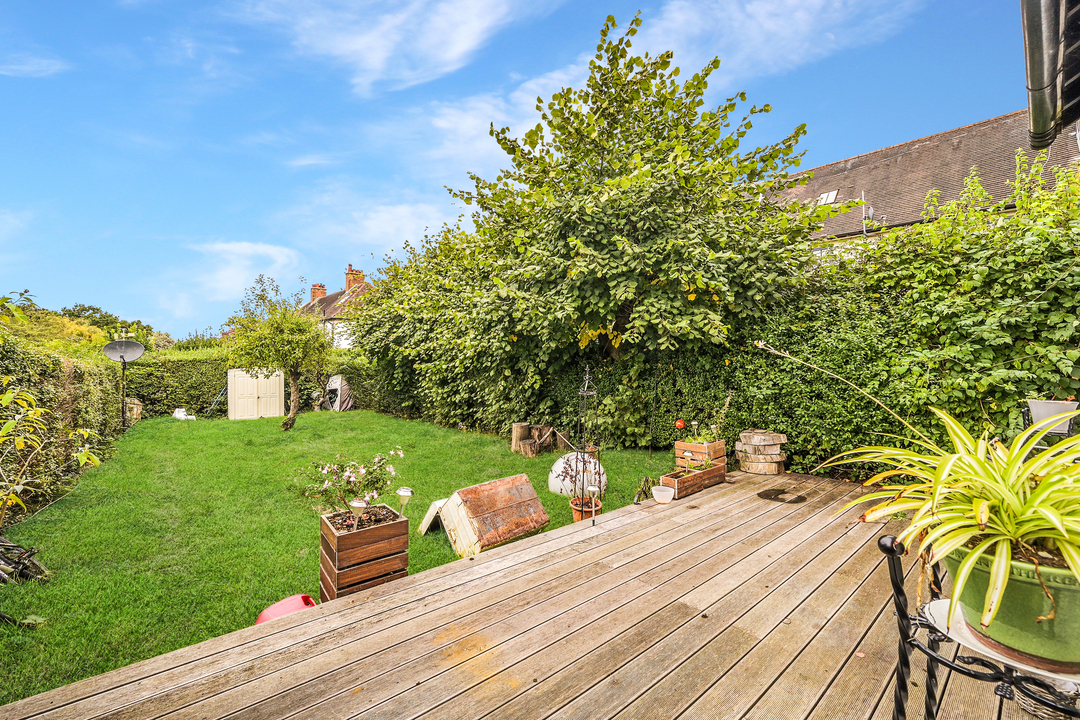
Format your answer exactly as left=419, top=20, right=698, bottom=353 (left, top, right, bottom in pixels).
left=226, top=368, right=285, bottom=420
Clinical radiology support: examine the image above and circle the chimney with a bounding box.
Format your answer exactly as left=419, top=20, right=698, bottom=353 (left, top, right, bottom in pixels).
left=311, top=283, right=326, bottom=302
left=345, top=264, right=365, bottom=292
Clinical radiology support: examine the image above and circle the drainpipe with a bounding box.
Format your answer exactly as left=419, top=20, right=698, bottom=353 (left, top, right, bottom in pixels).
left=1022, top=0, right=1064, bottom=148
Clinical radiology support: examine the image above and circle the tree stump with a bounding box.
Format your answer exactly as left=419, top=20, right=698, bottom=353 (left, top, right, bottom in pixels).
left=531, top=425, right=553, bottom=452
left=555, top=429, right=573, bottom=450
left=520, top=439, right=540, bottom=458
left=511, top=422, right=531, bottom=454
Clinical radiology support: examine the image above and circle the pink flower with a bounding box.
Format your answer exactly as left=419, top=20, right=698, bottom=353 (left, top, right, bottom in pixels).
left=387, top=465, right=396, bottom=476
left=358, top=467, right=366, bottom=475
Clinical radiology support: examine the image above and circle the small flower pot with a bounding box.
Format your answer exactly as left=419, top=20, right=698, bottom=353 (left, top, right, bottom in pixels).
left=570, top=497, right=602, bottom=523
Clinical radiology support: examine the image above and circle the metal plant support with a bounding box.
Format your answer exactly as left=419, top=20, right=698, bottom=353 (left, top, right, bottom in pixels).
left=878, top=535, right=1080, bottom=719
left=571, top=366, right=603, bottom=517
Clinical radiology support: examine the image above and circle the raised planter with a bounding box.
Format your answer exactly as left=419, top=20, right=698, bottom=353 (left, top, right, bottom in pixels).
left=319, top=505, right=408, bottom=602
left=660, top=469, right=702, bottom=499
left=674, top=439, right=726, bottom=468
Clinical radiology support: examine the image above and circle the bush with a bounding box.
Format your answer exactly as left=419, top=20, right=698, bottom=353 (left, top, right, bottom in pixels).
left=125, top=347, right=231, bottom=418
left=0, top=334, right=120, bottom=515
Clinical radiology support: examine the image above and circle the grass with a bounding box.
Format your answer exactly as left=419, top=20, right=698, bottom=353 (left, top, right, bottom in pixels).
left=0, top=410, right=675, bottom=705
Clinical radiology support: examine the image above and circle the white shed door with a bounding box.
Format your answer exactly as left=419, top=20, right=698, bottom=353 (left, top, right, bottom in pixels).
left=228, top=369, right=285, bottom=420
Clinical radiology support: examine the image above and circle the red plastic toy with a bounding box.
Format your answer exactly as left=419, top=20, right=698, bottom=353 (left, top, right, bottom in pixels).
left=675, top=419, right=685, bottom=429
left=255, top=593, right=317, bottom=625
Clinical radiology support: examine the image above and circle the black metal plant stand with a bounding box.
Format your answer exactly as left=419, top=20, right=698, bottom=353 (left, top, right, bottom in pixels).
left=879, top=535, right=1080, bottom=719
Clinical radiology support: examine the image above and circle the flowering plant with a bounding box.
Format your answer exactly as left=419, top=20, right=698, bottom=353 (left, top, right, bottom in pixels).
left=299, top=448, right=403, bottom=513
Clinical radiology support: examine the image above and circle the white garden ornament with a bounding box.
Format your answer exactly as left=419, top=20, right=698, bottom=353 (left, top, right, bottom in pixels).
left=547, top=452, right=607, bottom=497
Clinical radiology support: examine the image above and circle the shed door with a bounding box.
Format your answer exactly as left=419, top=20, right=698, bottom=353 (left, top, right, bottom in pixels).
left=228, top=369, right=285, bottom=420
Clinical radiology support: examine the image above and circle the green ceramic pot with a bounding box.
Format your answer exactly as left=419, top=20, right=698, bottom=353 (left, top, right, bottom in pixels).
left=943, top=546, right=1080, bottom=672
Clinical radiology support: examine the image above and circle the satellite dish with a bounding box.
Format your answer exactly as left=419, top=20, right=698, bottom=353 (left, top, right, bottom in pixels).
left=103, top=340, right=145, bottom=363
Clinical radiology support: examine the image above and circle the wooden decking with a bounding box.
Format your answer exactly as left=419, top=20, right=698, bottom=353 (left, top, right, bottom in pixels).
left=3, top=472, right=1014, bottom=720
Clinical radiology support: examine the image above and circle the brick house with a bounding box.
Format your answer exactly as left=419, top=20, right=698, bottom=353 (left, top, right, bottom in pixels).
left=301, top=264, right=371, bottom=349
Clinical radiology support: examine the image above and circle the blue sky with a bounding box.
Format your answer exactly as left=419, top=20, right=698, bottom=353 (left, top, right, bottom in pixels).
left=2, top=0, right=1026, bottom=337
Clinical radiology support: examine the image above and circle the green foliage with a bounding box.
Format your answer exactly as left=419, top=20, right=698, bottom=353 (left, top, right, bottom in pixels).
left=150, top=331, right=175, bottom=352
left=125, top=347, right=231, bottom=419
left=60, top=304, right=118, bottom=329
left=856, top=154, right=1080, bottom=439
left=349, top=16, right=839, bottom=437
left=831, top=409, right=1080, bottom=629
left=172, top=327, right=221, bottom=351
left=0, top=334, right=119, bottom=519
left=223, top=275, right=332, bottom=431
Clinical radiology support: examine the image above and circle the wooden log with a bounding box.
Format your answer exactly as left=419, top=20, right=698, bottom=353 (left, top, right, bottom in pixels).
left=520, top=439, right=540, bottom=458
left=739, top=429, right=787, bottom=445
left=511, top=422, right=531, bottom=453
left=735, top=440, right=783, bottom=454
left=741, top=460, right=786, bottom=474
left=531, top=425, right=554, bottom=452
left=555, top=429, right=573, bottom=450
left=735, top=451, right=786, bottom=463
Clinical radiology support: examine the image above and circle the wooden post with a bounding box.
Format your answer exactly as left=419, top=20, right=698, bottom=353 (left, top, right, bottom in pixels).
left=511, top=422, right=531, bottom=454
left=520, top=439, right=540, bottom=458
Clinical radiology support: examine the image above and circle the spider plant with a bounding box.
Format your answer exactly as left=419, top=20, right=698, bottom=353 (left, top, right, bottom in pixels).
left=826, top=407, right=1080, bottom=630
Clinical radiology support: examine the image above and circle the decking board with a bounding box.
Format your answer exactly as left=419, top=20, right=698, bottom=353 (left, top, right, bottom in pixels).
left=1, top=473, right=1015, bottom=720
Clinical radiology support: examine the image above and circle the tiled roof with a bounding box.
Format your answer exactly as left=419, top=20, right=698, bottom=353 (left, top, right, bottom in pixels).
left=782, top=110, right=1080, bottom=238
left=301, top=283, right=370, bottom=321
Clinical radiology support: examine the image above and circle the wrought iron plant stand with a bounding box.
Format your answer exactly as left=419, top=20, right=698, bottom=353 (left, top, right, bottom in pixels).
left=879, top=535, right=1080, bottom=719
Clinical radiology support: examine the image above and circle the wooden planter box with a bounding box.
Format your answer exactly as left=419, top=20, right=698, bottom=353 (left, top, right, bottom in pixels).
left=319, top=505, right=408, bottom=602
left=674, top=439, right=726, bottom=469
left=690, top=461, right=727, bottom=488
left=660, top=469, right=703, bottom=499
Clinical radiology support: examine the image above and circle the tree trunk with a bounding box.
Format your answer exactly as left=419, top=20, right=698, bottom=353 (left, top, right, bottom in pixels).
left=511, top=422, right=531, bottom=453
left=520, top=439, right=539, bottom=458
left=531, top=425, right=553, bottom=452
left=282, top=373, right=300, bottom=431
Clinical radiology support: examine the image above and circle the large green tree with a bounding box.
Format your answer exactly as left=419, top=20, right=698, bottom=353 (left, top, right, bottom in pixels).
left=223, top=276, right=331, bottom=431
left=349, top=15, right=837, bottom=431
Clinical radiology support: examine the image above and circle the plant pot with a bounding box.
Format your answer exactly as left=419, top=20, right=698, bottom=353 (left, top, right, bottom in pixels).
left=651, top=486, right=675, bottom=504
left=660, top=469, right=702, bottom=499
left=570, top=497, right=602, bottom=523
left=319, top=504, right=408, bottom=602
left=943, top=546, right=1080, bottom=673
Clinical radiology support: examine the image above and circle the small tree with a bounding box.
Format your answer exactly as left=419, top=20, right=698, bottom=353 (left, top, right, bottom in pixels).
left=223, top=276, right=331, bottom=431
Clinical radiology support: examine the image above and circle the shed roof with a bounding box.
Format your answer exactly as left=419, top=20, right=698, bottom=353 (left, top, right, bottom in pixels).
left=782, top=110, right=1080, bottom=239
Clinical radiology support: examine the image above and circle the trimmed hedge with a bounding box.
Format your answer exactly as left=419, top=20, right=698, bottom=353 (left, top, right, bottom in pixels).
left=126, top=347, right=231, bottom=419
left=0, top=334, right=121, bottom=508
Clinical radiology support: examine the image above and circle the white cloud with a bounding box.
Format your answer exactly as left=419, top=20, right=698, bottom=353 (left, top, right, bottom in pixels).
left=236, top=0, right=557, bottom=93
left=0, top=54, right=70, bottom=77
left=275, top=178, right=452, bottom=257
left=636, top=0, right=925, bottom=87
left=191, top=241, right=301, bottom=301
left=286, top=154, right=341, bottom=167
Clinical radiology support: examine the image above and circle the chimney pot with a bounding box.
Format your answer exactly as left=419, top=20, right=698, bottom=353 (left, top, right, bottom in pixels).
left=311, top=283, right=327, bottom=302
left=345, top=264, right=365, bottom=292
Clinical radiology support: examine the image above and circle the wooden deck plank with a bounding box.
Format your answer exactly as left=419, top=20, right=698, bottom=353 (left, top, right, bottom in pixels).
left=424, top=485, right=870, bottom=720
left=3, top=473, right=1011, bottom=720
left=608, top=516, right=896, bottom=720
left=3, top=472, right=765, bottom=720
left=245, top=478, right=848, bottom=720
left=15, top=475, right=790, bottom=720
left=935, top=651, right=1004, bottom=720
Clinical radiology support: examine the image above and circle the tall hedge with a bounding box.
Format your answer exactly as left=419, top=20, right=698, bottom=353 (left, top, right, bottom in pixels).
left=0, top=334, right=121, bottom=504
left=126, top=347, right=231, bottom=419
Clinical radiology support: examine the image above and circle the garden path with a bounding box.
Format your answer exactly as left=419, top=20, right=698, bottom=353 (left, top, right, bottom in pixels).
left=2, top=472, right=1010, bottom=720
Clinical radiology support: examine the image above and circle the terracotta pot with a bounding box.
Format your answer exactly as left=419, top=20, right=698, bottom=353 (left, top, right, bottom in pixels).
left=570, top=497, right=602, bottom=523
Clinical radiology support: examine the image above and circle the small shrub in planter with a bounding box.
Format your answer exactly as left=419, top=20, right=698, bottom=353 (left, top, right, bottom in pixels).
left=297, top=448, right=409, bottom=601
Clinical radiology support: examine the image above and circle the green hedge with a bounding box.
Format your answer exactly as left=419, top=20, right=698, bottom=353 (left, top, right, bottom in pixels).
left=0, top=334, right=121, bottom=508
left=126, top=347, right=231, bottom=419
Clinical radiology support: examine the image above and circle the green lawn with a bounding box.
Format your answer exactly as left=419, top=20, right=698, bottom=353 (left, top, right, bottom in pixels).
left=0, top=410, right=675, bottom=705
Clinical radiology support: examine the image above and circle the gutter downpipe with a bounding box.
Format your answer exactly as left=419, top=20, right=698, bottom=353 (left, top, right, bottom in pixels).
left=1022, top=0, right=1063, bottom=149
